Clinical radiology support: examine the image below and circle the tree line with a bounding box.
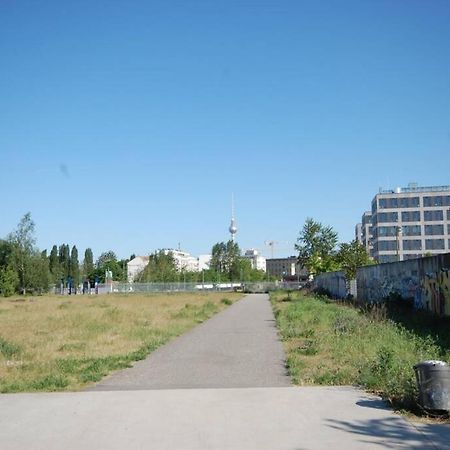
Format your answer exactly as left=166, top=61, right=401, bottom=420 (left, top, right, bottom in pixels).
left=0, top=214, right=131, bottom=296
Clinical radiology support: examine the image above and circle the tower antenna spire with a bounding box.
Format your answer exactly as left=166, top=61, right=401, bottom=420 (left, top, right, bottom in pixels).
left=229, top=193, right=237, bottom=242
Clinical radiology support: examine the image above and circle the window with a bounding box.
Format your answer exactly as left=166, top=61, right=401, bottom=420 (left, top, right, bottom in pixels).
left=447, top=210, right=450, bottom=220
left=377, top=212, right=398, bottom=223
left=423, top=210, right=443, bottom=221
left=401, top=211, right=420, bottom=222
left=425, top=239, right=445, bottom=250
left=423, top=196, right=450, bottom=207
left=399, top=197, right=420, bottom=208
left=379, top=197, right=398, bottom=209
left=377, top=226, right=397, bottom=237
left=403, top=240, right=422, bottom=250
left=402, top=225, right=421, bottom=236
left=377, top=240, right=397, bottom=251
left=404, top=254, right=421, bottom=261
left=425, top=225, right=444, bottom=235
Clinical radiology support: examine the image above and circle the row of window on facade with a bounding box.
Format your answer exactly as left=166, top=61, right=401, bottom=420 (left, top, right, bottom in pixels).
left=374, top=224, right=450, bottom=237
left=375, top=195, right=450, bottom=210
left=374, top=239, right=449, bottom=252
left=374, top=209, right=450, bottom=223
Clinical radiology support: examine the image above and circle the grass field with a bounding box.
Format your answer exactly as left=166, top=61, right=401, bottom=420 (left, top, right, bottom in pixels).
left=271, top=291, right=450, bottom=416
left=0, top=292, right=241, bottom=393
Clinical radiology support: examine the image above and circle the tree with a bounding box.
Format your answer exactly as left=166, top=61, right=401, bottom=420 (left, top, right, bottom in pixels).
left=58, top=244, right=70, bottom=281
left=295, top=218, right=339, bottom=276
left=0, top=265, right=19, bottom=297
left=8, top=213, right=36, bottom=294
left=136, top=251, right=177, bottom=282
left=0, top=239, right=13, bottom=270
left=83, top=248, right=94, bottom=279
left=336, top=239, right=375, bottom=281
left=209, top=240, right=241, bottom=280
left=49, top=245, right=60, bottom=283
left=69, top=246, right=80, bottom=286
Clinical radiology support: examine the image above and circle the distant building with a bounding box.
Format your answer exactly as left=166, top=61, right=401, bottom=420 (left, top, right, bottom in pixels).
left=162, top=249, right=198, bottom=272
left=355, top=212, right=373, bottom=258
left=127, top=256, right=149, bottom=282
left=266, top=256, right=308, bottom=280
left=369, top=184, right=450, bottom=263
left=242, top=249, right=266, bottom=272
left=197, top=254, right=212, bottom=271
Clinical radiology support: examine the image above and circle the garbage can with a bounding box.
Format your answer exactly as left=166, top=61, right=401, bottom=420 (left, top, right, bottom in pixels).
left=414, top=360, right=450, bottom=411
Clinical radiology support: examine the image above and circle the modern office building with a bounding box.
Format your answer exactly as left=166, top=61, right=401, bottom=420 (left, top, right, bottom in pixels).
left=370, top=184, right=450, bottom=263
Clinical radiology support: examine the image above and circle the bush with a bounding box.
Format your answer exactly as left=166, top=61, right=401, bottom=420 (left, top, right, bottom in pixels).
left=0, top=266, right=19, bottom=297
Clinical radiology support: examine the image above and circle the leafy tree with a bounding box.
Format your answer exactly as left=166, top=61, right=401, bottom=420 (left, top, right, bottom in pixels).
left=136, top=250, right=178, bottom=282
left=48, top=245, right=60, bottom=283
left=0, top=265, right=19, bottom=297
left=94, top=251, right=124, bottom=282
left=0, top=239, right=13, bottom=269
left=58, top=244, right=70, bottom=281
left=8, top=213, right=36, bottom=294
left=295, top=218, right=339, bottom=276
left=336, top=239, right=375, bottom=281
left=96, top=251, right=117, bottom=268
left=83, top=248, right=94, bottom=279
left=210, top=240, right=241, bottom=280
left=69, top=246, right=80, bottom=285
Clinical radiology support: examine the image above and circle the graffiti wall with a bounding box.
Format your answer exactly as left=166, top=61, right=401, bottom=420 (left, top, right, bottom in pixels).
left=356, top=253, right=450, bottom=316
left=314, top=271, right=357, bottom=299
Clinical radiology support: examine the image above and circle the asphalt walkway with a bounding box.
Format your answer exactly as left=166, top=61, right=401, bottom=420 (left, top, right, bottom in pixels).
left=91, top=293, right=291, bottom=390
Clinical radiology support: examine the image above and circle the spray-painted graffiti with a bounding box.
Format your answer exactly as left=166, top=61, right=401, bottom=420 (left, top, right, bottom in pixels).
left=356, top=253, right=450, bottom=317
left=423, top=268, right=450, bottom=316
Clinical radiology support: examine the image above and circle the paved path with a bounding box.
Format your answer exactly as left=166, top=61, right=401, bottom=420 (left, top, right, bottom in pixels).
left=2, top=387, right=450, bottom=449
left=91, top=293, right=291, bottom=390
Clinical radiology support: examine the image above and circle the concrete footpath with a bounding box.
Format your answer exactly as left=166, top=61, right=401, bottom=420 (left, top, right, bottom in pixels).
left=91, top=293, right=291, bottom=390
left=1, top=294, right=449, bottom=449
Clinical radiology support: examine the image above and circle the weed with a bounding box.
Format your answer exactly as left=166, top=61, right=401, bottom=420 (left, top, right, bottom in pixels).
left=0, top=336, right=22, bottom=358
left=221, top=298, right=232, bottom=305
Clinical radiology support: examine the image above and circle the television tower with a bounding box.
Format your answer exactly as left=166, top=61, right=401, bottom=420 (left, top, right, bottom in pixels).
left=229, top=193, right=237, bottom=242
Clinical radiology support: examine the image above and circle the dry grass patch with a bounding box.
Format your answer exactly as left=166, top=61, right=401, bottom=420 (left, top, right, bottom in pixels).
left=0, top=292, right=241, bottom=392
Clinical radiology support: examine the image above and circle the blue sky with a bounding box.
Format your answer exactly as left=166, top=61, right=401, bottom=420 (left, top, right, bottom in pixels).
left=1, top=0, right=449, bottom=261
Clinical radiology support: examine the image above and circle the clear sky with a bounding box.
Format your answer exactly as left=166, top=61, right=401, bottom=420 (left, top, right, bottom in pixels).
left=1, top=0, right=449, bottom=261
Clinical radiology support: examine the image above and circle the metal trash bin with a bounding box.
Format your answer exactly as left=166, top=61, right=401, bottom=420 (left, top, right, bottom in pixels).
left=414, top=360, right=450, bottom=411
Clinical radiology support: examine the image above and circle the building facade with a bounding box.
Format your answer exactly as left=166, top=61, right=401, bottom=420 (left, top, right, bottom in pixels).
left=242, top=249, right=266, bottom=272
left=356, top=212, right=373, bottom=257
left=266, top=256, right=308, bottom=280
left=370, top=184, right=450, bottom=263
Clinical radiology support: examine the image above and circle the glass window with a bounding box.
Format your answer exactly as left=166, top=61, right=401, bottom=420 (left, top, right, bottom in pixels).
left=425, top=239, right=445, bottom=250
left=424, top=196, right=444, bottom=207
left=399, top=197, right=420, bottom=208
left=447, top=210, right=450, bottom=220
left=424, top=210, right=444, bottom=221
left=377, top=226, right=397, bottom=237
left=377, top=240, right=397, bottom=251
left=403, top=240, right=422, bottom=250
left=377, top=212, right=398, bottom=223
left=445, top=196, right=450, bottom=207
left=425, top=225, right=444, bottom=235
left=402, top=225, right=421, bottom=236
left=401, top=211, right=420, bottom=222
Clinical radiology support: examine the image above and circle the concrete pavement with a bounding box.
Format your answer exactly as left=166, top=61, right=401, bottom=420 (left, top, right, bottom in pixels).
left=91, top=293, right=291, bottom=390
left=1, top=387, right=450, bottom=449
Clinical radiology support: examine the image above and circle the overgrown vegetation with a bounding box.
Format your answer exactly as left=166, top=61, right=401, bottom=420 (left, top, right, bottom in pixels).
left=271, top=291, right=450, bottom=415
left=0, top=292, right=240, bottom=392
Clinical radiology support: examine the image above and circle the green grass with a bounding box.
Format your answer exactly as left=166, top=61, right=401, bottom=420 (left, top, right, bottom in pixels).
left=271, top=291, right=450, bottom=415
left=0, top=292, right=241, bottom=392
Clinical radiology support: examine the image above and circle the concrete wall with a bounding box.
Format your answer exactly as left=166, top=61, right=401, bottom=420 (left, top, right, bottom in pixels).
left=356, top=253, right=450, bottom=316
left=314, top=271, right=357, bottom=299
